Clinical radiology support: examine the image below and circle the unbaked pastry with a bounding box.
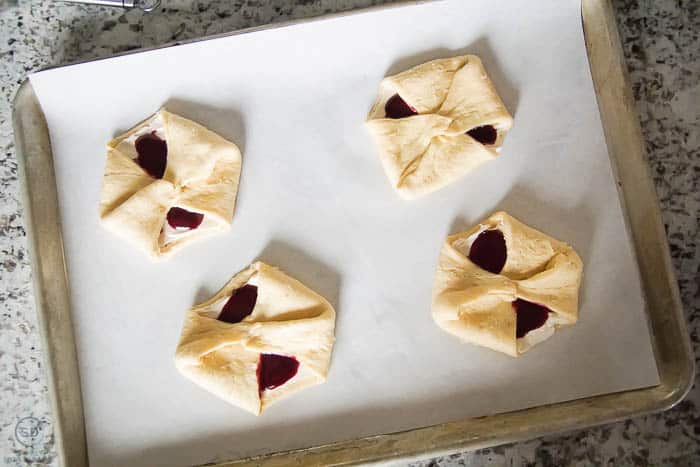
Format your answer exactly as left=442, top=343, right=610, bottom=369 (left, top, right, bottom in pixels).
left=174, top=261, right=336, bottom=415
left=366, top=55, right=513, bottom=199
left=99, top=109, right=242, bottom=259
left=431, top=211, right=583, bottom=356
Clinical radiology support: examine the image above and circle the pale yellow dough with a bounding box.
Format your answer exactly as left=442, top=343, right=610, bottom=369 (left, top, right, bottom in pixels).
left=366, top=55, right=513, bottom=199
left=99, top=109, right=242, bottom=259
left=174, top=262, right=336, bottom=415
left=431, top=211, right=583, bottom=357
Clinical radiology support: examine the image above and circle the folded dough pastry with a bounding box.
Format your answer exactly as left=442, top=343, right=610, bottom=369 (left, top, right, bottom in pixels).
left=366, top=55, right=513, bottom=199
left=175, top=261, right=336, bottom=415
left=99, top=109, right=242, bottom=259
left=431, top=211, right=583, bottom=356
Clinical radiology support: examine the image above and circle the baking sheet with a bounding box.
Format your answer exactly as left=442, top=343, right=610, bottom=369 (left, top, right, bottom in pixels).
left=28, top=1, right=659, bottom=466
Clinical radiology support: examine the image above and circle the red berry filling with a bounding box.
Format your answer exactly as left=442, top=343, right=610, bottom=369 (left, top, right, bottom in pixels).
left=468, top=229, right=507, bottom=274
left=384, top=94, right=418, bottom=119
left=257, top=354, right=299, bottom=392
left=513, top=299, right=551, bottom=338
left=467, top=125, right=498, bottom=145
left=167, top=207, right=204, bottom=230
left=134, top=132, right=167, bottom=179
left=217, top=284, right=258, bottom=324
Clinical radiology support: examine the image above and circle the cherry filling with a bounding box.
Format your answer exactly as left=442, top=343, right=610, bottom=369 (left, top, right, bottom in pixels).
left=257, top=354, right=299, bottom=392
left=467, top=125, right=498, bottom=145
left=384, top=94, right=418, bottom=119
left=167, top=207, right=204, bottom=230
left=513, top=299, right=551, bottom=338
left=468, top=229, right=507, bottom=274
left=217, top=284, right=258, bottom=324
left=134, top=132, right=167, bottom=179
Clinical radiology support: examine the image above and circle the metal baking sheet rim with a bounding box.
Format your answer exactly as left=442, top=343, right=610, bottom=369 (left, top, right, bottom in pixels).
left=11, top=0, right=694, bottom=466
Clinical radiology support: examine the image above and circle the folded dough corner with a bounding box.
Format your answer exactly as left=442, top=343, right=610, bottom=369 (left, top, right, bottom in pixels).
left=99, top=109, right=242, bottom=259
left=431, top=211, right=583, bottom=357
left=366, top=54, right=513, bottom=199
left=174, top=261, right=336, bottom=415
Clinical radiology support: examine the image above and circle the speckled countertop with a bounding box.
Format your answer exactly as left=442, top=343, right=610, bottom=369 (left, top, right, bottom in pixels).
left=0, top=0, right=698, bottom=466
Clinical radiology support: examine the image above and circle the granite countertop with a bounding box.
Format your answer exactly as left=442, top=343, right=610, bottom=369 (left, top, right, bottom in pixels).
left=1, top=0, right=698, bottom=465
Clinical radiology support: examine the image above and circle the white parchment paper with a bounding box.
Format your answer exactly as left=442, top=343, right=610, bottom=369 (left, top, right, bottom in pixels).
left=29, top=1, right=659, bottom=465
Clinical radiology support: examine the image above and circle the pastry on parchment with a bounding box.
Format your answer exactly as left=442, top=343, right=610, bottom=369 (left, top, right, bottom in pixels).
left=431, top=211, right=583, bottom=356
left=174, top=261, right=336, bottom=415
left=99, top=109, right=242, bottom=259
left=366, top=55, right=513, bottom=199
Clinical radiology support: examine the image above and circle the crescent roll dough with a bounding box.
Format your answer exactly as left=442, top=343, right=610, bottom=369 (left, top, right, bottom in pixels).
left=99, top=109, right=242, bottom=259
left=175, top=262, right=336, bottom=415
left=432, top=211, right=583, bottom=356
left=367, top=55, right=513, bottom=199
